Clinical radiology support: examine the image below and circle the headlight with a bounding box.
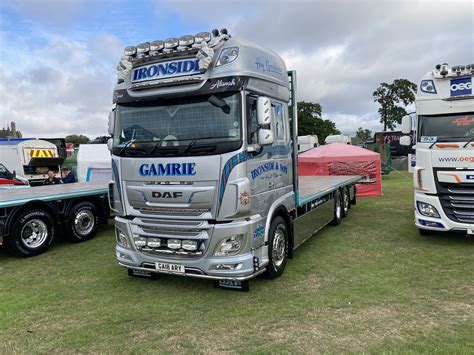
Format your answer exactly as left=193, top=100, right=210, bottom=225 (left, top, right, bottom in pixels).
left=215, top=46, right=239, bottom=67
left=417, top=202, right=440, bottom=218
left=182, top=240, right=198, bottom=251
left=134, top=236, right=146, bottom=248
left=116, top=228, right=129, bottom=248
left=213, top=234, right=245, bottom=256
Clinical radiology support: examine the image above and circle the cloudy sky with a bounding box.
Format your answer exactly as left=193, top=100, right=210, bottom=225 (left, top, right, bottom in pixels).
left=0, top=0, right=472, bottom=138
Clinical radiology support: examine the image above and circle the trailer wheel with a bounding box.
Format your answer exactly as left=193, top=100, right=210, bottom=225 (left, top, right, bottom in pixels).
left=6, top=209, right=55, bottom=257
left=341, top=187, right=350, bottom=218
left=331, top=191, right=342, bottom=226
left=263, top=216, right=288, bottom=279
left=66, top=202, right=99, bottom=243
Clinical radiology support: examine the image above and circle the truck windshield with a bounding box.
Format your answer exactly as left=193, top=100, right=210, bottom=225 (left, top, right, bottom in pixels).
left=418, top=112, right=474, bottom=142
left=113, top=92, right=241, bottom=156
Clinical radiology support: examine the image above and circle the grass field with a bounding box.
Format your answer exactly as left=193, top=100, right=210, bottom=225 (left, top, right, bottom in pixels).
left=0, top=171, right=473, bottom=353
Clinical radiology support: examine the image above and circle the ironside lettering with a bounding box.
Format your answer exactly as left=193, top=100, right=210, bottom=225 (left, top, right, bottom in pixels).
left=132, top=59, right=200, bottom=83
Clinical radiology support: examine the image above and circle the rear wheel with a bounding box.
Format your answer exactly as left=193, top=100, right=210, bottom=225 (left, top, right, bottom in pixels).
left=65, top=202, right=99, bottom=242
left=6, top=209, right=55, bottom=256
left=341, top=187, right=350, bottom=218
left=263, top=216, right=288, bottom=279
left=331, top=191, right=342, bottom=226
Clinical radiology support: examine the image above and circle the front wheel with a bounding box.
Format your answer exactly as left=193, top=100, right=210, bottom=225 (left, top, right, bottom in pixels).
left=6, top=209, right=55, bottom=256
left=263, top=216, right=289, bottom=279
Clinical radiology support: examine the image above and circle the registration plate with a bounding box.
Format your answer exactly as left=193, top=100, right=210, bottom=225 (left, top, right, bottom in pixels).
left=468, top=229, right=474, bottom=235
left=155, top=262, right=185, bottom=274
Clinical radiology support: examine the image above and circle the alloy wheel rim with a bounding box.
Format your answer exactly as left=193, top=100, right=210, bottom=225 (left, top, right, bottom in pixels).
left=21, top=219, right=48, bottom=248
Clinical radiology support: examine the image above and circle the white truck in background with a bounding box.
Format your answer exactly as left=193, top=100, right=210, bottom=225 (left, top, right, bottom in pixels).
left=325, top=134, right=351, bottom=145
left=297, top=135, right=319, bottom=153
left=400, top=63, right=474, bottom=236
left=0, top=138, right=64, bottom=185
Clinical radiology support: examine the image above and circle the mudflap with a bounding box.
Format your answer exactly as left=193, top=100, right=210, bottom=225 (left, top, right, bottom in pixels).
left=213, top=279, right=250, bottom=292
left=128, top=268, right=154, bottom=279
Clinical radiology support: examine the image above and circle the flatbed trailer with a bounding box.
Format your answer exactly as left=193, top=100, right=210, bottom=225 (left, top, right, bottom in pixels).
left=0, top=182, right=109, bottom=256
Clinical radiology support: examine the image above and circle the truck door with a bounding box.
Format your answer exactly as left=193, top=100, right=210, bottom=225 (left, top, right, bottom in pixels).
left=246, top=95, right=291, bottom=196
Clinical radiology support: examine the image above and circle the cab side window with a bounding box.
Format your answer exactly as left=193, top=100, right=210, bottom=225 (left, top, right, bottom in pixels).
left=247, top=95, right=259, bottom=144
left=273, top=102, right=286, bottom=142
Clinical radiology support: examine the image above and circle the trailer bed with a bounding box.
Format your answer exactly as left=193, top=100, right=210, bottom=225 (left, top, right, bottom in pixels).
left=297, top=175, right=360, bottom=206
left=0, top=182, right=108, bottom=208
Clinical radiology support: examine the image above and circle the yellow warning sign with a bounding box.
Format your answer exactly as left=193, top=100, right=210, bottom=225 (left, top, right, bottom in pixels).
left=30, top=149, right=54, bottom=158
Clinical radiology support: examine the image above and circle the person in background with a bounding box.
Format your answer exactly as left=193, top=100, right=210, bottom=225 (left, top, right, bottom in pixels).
left=44, top=170, right=62, bottom=185
left=61, top=167, right=76, bottom=184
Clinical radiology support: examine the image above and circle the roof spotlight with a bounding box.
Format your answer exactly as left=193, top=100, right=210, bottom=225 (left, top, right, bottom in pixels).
left=220, top=28, right=228, bottom=35
left=435, top=64, right=441, bottom=70
left=212, top=28, right=220, bottom=37
left=164, top=37, right=179, bottom=49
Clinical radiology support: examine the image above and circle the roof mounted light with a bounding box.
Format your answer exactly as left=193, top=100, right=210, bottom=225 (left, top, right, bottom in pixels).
left=195, top=32, right=211, bottom=44
left=440, top=63, right=449, bottom=76
left=124, top=46, right=136, bottom=56
left=164, top=37, right=179, bottom=49
left=150, top=40, right=164, bottom=52
left=211, top=29, right=219, bottom=37
left=179, top=35, right=194, bottom=47
left=220, top=28, right=228, bottom=35
left=137, top=42, right=150, bottom=53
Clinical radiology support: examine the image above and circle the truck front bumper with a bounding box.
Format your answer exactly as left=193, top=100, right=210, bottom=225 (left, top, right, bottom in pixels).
left=414, top=193, right=473, bottom=234
left=114, top=216, right=269, bottom=281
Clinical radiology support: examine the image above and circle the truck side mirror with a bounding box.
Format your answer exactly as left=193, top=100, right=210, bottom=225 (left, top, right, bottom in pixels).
left=401, top=115, right=412, bottom=134
left=108, top=110, right=116, bottom=136
left=400, top=136, right=411, bottom=147
left=258, top=129, right=274, bottom=146
left=257, top=97, right=271, bottom=126
left=107, top=138, right=113, bottom=151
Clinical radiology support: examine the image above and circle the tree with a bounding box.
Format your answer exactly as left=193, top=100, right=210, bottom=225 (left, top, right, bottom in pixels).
left=297, top=101, right=340, bottom=142
left=356, top=127, right=372, bottom=142
left=65, top=134, right=90, bottom=146
left=373, top=79, right=417, bottom=131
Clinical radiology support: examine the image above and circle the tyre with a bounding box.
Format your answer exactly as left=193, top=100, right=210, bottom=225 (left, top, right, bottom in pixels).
left=330, top=190, right=342, bottom=226
left=341, top=187, right=350, bottom=218
left=65, top=202, right=99, bottom=243
left=263, top=216, right=289, bottom=279
left=419, top=228, right=433, bottom=236
left=6, top=209, right=55, bottom=257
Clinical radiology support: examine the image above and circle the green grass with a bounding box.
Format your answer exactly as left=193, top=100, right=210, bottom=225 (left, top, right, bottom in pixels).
left=0, top=171, right=473, bottom=353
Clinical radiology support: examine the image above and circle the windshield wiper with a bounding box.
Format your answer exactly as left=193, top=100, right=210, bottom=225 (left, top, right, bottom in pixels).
left=117, top=139, right=135, bottom=155
left=184, top=136, right=236, bottom=154
left=463, top=137, right=474, bottom=148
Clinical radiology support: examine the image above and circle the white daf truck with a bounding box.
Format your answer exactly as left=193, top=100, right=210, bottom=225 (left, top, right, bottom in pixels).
left=108, top=29, right=359, bottom=290
left=400, top=63, right=474, bottom=236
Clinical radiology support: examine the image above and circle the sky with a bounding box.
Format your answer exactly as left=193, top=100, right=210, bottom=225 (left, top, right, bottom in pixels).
left=0, top=0, right=473, bottom=139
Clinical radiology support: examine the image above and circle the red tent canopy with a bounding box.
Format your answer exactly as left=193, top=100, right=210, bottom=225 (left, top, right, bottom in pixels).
left=298, top=143, right=382, bottom=197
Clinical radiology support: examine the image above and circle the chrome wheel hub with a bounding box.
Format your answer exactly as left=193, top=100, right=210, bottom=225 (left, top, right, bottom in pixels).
left=272, top=226, right=286, bottom=268
left=21, top=219, right=48, bottom=248
left=74, top=210, right=95, bottom=236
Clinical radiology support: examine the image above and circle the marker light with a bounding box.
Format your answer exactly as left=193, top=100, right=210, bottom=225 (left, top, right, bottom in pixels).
left=179, top=35, right=194, bottom=47
left=124, top=46, right=136, bottom=56
left=417, top=202, right=440, bottom=218
left=164, top=38, right=179, bottom=49
left=150, top=40, right=164, bottom=53
left=216, top=46, right=239, bottom=67
left=420, top=80, right=437, bottom=94
left=195, top=32, right=211, bottom=44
